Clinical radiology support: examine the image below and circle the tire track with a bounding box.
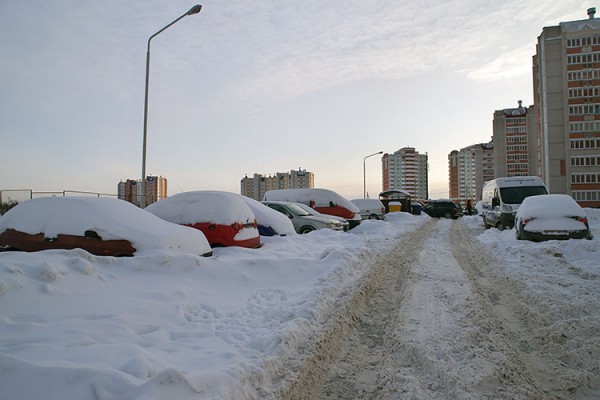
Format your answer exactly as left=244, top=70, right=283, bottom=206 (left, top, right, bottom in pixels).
left=451, top=221, right=599, bottom=398
left=278, top=218, right=593, bottom=399
left=280, top=220, right=436, bottom=399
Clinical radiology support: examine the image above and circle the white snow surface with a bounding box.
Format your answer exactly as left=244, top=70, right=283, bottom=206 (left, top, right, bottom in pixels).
left=517, top=194, right=589, bottom=233
left=239, top=196, right=296, bottom=236
left=263, top=188, right=361, bottom=220
left=146, top=191, right=256, bottom=226
left=517, top=194, right=587, bottom=219
left=0, top=209, right=598, bottom=399
left=350, top=198, right=385, bottom=211
left=0, top=197, right=212, bottom=256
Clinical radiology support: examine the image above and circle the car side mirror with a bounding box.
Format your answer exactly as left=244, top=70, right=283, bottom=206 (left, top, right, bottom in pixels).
left=84, top=230, right=101, bottom=240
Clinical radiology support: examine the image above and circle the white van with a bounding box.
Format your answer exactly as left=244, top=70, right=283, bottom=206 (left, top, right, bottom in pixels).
left=481, top=176, right=548, bottom=230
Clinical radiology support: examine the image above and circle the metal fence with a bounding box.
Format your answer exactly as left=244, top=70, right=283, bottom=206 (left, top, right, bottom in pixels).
left=0, top=189, right=118, bottom=204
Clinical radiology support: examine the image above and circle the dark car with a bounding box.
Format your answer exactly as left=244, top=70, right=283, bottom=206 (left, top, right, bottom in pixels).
left=422, top=200, right=462, bottom=219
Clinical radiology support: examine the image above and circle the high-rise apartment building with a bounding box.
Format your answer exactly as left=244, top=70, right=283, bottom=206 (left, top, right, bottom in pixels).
left=241, top=169, right=314, bottom=201
left=492, top=101, right=538, bottom=178
left=118, top=175, right=167, bottom=207
left=382, top=147, right=428, bottom=200
left=448, top=142, right=494, bottom=203
left=533, top=7, right=600, bottom=207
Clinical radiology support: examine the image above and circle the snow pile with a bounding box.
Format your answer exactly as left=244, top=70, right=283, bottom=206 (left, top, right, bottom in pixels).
left=146, top=191, right=256, bottom=225
left=0, top=197, right=211, bottom=256
left=0, top=210, right=427, bottom=400
left=1, top=207, right=597, bottom=399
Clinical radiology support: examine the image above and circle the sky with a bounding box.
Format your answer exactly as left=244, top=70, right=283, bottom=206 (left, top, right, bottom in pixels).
left=0, top=0, right=594, bottom=200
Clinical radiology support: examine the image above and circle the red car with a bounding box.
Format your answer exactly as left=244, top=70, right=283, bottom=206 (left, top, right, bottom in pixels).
left=0, top=197, right=213, bottom=257
left=146, top=191, right=261, bottom=248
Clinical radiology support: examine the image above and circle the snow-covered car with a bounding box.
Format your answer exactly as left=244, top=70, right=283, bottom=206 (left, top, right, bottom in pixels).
left=262, top=201, right=345, bottom=234
left=350, top=199, right=386, bottom=220
left=240, top=196, right=296, bottom=236
left=294, top=202, right=350, bottom=231
left=146, top=191, right=261, bottom=248
left=263, top=188, right=362, bottom=229
left=0, top=196, right=213, bottom=257
left=515, top=194, right=592, bottom=241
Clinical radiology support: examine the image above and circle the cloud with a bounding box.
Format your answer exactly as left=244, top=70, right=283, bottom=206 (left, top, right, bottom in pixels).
left=466, top=42, right=536, bottom=81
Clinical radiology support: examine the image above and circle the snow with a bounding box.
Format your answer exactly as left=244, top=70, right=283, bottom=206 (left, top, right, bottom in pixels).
left=263, top=188, right=361, bottom=220
left=0, top=205, right=598, bottom=399
left=239, top=196, right=296, bottom=236
left=146, top=191, right=256, bottom=226
left=0, top=197, right=212, bottom=256
left=517, top=194, right=587, bottom=219
left=350, top=198, right=384, bottom=211
left=516, top=194, right=589, bottom=234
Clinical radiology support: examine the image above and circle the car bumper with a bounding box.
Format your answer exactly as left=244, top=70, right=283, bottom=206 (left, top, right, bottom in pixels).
left=519, top=228, right=591, bottom=241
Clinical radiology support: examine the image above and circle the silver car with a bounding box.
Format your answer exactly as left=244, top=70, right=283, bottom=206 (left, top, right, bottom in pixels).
left=262, top=201, right=345, bottom=234
left=294, top=203, right=350, bottom=231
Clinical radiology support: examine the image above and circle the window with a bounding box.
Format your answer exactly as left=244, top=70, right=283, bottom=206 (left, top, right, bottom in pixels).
left=571, top=174, right=600, bottom=183
left=572, top=191, right=600, bottom=201
left=571, top=156, right=600, bottom=166
left=571, top=138, right=600, bottom=149
left=570, top=121, right=600, bottom=133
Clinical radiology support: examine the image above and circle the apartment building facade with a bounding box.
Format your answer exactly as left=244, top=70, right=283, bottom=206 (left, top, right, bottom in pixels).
left=448, top=142, right=494, bottom=203
left=382, top=147, right=428, bottom=200
left=492, top=101, right=538, bottom=179
left=241, top=169, right=314, bottom=201
left=533, top=7, right=600, bottom=207
left=118, top=175, right=167, bottom=207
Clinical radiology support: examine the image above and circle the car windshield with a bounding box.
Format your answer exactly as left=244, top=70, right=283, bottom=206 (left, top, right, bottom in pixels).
left=285, top=203, right=311, bottom=216
left=500, top=186, right=548, bottom=204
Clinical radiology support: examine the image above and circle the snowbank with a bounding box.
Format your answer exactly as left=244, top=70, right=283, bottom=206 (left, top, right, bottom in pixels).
left=0, top=197, right=211, bottom=256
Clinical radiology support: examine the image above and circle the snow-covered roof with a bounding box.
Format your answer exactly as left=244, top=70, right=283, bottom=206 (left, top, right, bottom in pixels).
left=146, top=191, right=256, bottom=226
left=0, top=196, right=211, bottom=255
left=351, top=199, right=384, bottom=210
left=263, top=188, right=360, bottom=213
left=516, top=194, right=586, bottom=219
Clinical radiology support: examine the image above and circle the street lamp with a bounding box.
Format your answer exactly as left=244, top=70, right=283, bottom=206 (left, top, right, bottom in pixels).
left=141, top=4, right=202, bottom=207
left=363, top=151, right=383, bottom=199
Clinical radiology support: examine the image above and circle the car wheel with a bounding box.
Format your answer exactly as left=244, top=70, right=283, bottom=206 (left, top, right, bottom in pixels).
left=368, top=214, right=378, bottom=220
left=300, top=226, right=315, bottom=234
left=444, top=212, right=452, bottom=218
left=496, top=223, right=504, bottom=231
left=483, top=216, right=491, bottom=229
left=516, top=226, right=522, bottom=240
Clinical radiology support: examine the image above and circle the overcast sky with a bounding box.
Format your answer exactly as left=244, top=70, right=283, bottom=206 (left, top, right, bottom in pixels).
left=0, top=1, right=593, bottom=200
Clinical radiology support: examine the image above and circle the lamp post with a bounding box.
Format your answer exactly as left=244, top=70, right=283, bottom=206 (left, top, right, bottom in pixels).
left=363, top=151, right=383, bottom=199
left=141, top=4, right=202, bottom=207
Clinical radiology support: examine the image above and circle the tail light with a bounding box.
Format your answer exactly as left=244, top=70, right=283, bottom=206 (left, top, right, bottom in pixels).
left=235, top=220, right=257, bottom=230
left=522, top=218, right=533, bottom=225
left=576, top=216, right=588, bottom=225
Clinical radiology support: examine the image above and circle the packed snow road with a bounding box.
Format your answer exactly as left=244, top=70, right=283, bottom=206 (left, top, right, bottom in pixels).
left=278, top=218, right=600, bottom=399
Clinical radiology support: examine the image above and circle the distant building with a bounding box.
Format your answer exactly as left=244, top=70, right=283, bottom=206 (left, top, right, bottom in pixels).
left=533, top=7, right=600, bottom=207
left=382, top=147, right=428, bottom=200
left=118, top=175, right=167, bottom=207
left=241, top=169, right=314, bottom=201
left=448, top=142, right=494, bottom=203
left=492, top=101, right=537, bottom=178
